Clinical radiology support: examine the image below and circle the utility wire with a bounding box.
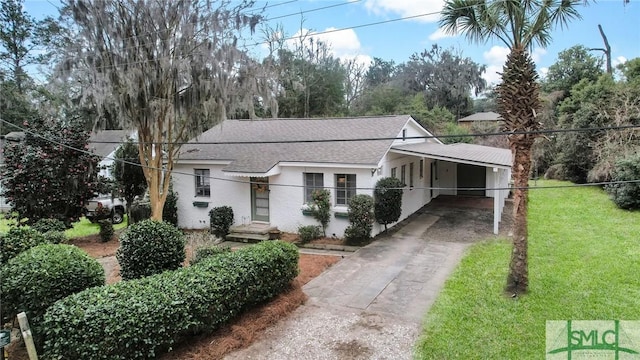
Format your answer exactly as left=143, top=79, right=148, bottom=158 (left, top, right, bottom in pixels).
left=34, top=0, right=362, bottom=59
left=77, top=124, right=639, bottom=145
left=2, top=118, right=639, bottom=192
left=43, top=1, right=483, bottom=73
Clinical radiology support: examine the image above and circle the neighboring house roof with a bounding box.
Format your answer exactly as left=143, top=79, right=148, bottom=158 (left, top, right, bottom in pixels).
left=458, top=111, right=502, bottom=123
left=392, top=143, right=512, bottom=168
left=178, top=115, right=422, bottom=174
left=89, top=130, right=132, bottom=158
left=0, top=132, right=25, bottom=165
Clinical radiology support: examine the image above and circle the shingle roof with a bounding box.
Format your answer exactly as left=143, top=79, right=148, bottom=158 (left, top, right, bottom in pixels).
left=178, top=115, right=414, bottom=173
left=89, top=130, right=132, bottom=158
left=458, top=111, right=502, bottom=122
left=392, top=142, right=512, bottom=168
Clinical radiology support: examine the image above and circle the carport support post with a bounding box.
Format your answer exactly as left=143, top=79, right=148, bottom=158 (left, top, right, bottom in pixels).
left=493, top=168, right=499, bottom=235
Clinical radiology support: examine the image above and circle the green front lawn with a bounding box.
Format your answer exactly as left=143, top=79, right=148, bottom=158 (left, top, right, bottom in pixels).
left=0, top=216, right=127, bottom=238
left=415, top=180, right=640, bottom=359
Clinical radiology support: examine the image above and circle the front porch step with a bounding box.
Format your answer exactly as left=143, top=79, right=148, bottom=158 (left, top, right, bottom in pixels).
left=227, top=223, right=280, bottom=243
left=229, top=223, right=277, bottom=235
left=226, top=233, right=270, bottom=243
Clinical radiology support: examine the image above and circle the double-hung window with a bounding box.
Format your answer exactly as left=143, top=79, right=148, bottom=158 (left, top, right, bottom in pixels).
left=401, top=165, right=407, bottom=186
left=335, top=174, right=356, bottom=206
left=195, top=169, right=210, bottom=197
left=391, top=167, right=397, bottom=179
left=304, top=173, right=324, bottom=203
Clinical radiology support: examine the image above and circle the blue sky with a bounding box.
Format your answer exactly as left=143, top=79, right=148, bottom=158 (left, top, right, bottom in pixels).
left=24, top=0, right=640, bottom=85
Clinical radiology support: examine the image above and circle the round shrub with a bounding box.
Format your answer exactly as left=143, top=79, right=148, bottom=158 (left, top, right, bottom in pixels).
left=116, top=220, right=186, bottom=280
left=0, top=227, right=48, bottom=264
left=32, top=218, right=67, bottom=233
left=1, top=244, right=105, bottom=342
left=374, top=177, right=404, bottom=231
left=189, top=245, right=231, bottom=266
left=209, top=206, right=234, bottom=237
left=43, top=230, right=68, bottom=244
left=98, top=220, right=114, bottom=242
left=606, top=154, right=640, bottom=209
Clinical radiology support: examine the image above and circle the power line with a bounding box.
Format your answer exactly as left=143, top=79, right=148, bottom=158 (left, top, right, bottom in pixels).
left=1, top=118, right=639, bottom=192
left=78, top=124, right=639, bottom=145
left=42, top=1, right=481, bottom=74
left=34, top=0, right=361, bottom=61
left=266, top=0, right=361, bottom=21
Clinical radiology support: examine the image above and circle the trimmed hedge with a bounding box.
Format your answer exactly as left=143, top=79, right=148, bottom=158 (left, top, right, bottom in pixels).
left=116, top=220, right=185, bottom=280
left=0, top=227, right=48, bottom=264
left=1, top=244, right=105, bottom=342
left=189, top=245, right=231, bottom=266
left=42, top=241, right=299, bottom=360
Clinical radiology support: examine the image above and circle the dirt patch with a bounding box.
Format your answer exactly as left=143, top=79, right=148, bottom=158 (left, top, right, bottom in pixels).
left=6, top=236, right=340, bottom=360
left=68, top=233, right=121, bottom=258
left=333, top=339, right=374, bottom=359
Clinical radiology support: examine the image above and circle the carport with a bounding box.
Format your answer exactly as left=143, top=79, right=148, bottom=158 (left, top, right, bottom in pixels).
left=390, top=143, right=512, bottom=234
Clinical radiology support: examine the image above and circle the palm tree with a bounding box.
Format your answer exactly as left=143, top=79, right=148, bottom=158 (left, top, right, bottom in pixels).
left=440, top=0, right=584, bottom=295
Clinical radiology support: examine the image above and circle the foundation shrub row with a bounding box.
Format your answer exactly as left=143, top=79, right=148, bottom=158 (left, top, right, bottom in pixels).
left=42, top=241, right=299, bottom=360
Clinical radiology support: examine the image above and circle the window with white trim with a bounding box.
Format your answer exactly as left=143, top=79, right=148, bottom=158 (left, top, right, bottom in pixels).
left=401, top=164, right=406, bottom=186
left=304, top=173, right=324, bottom=203
left=335, top=174, right=356, bottom=206
left=195, top=169, right=210, bottom=197
left=391, top=167, right=397, bottom=179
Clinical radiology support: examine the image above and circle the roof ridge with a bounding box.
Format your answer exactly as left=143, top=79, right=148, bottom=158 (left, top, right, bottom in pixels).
left=232, top=115, right=409, bottom=122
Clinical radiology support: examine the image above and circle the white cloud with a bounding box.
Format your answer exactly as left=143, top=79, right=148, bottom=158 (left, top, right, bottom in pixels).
left=287, top=27, right=371, bottom=67
left=363, top=0, right=445, bottom=23
left=428, top=27, right=456, bottom=41
left=613, top=56, right=627, bottom=67
left=481, top=46, right=547, bottom=85
left=530, top=48, right=547, bottom=63
left=539, top=67, right=549, bottom=80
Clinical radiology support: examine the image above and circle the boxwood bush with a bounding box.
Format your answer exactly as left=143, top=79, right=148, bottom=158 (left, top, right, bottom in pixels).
left=0, top=227, right=48, bottom=264
left=1, top=244, right=104, bottom=343
left=42, top=241, right=299, bottom=360
left=116, top=220, right=186, bottom=280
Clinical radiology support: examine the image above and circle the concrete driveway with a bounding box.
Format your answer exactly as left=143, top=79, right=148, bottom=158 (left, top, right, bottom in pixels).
left=225, top=201, right=509, bottom=360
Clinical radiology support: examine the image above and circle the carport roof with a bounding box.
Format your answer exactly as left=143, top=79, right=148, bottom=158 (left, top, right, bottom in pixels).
left=391, top=143, right=512, bottom=168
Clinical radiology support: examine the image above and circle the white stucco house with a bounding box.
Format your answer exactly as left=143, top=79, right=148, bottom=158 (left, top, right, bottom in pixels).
left=89, top=130, right=136, bottom=178
left=172, top=115, right=512, bottom=237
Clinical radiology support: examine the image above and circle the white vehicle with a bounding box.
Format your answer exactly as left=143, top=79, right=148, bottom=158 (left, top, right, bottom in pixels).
left=85, top=195, right=126, bottom=224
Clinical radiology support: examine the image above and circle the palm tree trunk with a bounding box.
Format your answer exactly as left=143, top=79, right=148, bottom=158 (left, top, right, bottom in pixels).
left=505, top=137, right=534, bottom=295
